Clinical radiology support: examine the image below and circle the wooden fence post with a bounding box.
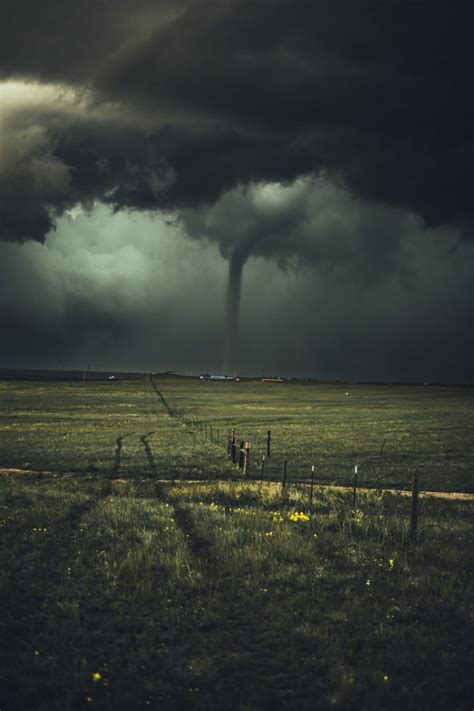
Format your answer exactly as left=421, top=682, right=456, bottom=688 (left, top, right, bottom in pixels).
left=260, top=455, right=266, bottom=483
left=244, top=441, right=251, bottom=475
left=267, top=430, right=271, bottom=458
left=309, top=465, right=315, bottom=512
left=228, top=428, right=236, bottom=454
left=410, top=471, right=419, bottom=540
left=239, top=441, right=246, bottom=469
left=231, top=437, right=237, bottom=464
left=352, top=465, right=358, bottom=510
left=282, top=460, right=288, bottom=492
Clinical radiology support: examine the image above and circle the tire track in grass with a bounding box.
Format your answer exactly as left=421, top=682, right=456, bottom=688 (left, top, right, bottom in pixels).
left=139, top=432, right=213, bottom=566
left=136, top=431, right=329, bottom=705
left=172, top=503, right=214, bottom=564
left=0, top=435, right=119, bottom=708
left=112, top=436, right=123, bottom=476
left=0, top=478, right=112, bottom=710
left=140, top=433, right=158, bottom=476
left=149, top=377, right=173, bottom=417
left=109, top=432, right=137, bottom=479
left=135, top=468, right=297, bottom=703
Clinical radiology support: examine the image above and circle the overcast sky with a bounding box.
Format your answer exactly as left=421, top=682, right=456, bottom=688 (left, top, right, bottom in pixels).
left=0, top=1, right=473, bottom=381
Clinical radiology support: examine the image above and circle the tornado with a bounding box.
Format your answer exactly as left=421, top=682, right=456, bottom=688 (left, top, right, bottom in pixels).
left=222, top=241, right=255, bottom=374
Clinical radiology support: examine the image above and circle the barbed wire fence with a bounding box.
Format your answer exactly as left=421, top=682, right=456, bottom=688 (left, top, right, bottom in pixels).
left=149, top=377, right=422, bottom=539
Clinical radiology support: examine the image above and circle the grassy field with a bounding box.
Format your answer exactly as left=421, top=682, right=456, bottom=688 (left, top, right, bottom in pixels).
left=1, top=377, right=473, bottom=491
left=0, top=377, right=473, bottom=709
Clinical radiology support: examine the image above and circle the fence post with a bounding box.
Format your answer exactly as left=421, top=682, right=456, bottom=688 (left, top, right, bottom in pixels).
left=239, top=441, right=246, bottom=469
left=228, top=428, right=236, bottom=454
left=260, top=455, right=266, bottom=483
left=282, top=460, right=288, bottom=493
left=267, top=430, right=271, bottom=458
left=352, top=465, right=358, bottom=510
left=309, top=465, right=315, bottom=512
left=244, top=441, right=251, bottom=475
left=410, top=471, right=419, bottom=540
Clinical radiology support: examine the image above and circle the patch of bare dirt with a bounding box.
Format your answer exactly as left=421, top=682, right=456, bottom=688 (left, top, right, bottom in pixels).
left=328, top=484, right=474, bottom=501
left=0, top=467, right=50, bottom=476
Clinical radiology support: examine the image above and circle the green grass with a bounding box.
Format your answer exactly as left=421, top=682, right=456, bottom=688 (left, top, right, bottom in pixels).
left=0, top=475, right=472, bottom=709
left=0, top=378, right=473, bottom=709
left=1, top=377, right=471, bottom=490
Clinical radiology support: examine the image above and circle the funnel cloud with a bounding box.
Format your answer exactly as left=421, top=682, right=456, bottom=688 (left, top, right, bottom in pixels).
left=223, top=239, right=259, bottom=373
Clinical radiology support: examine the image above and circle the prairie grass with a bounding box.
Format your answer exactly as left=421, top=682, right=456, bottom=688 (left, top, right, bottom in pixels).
left=0, top=379, right=472, bottom=709
left=1, top=377, right=472, bottom=490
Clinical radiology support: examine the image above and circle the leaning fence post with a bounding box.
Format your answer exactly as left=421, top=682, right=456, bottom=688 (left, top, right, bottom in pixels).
left=410, top=471, right=420, bottom=540
left=267, top=430, right=271, bottom=458
left=352, top=465, right=358, bottom=510
left=309, top=465, right=315, bottom=512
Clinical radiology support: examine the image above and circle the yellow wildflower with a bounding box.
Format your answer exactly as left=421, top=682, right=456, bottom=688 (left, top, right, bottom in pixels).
left=383, top=675, right=389, bottom=682
left=388, top=559, right=395, bottom=571
left=92, top=672, right=102, bottom=682
left=289, top=512, right=311, bottom=522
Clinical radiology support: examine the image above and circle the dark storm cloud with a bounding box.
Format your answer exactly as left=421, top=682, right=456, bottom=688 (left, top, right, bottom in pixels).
left=1, top=0, right=473, bottom=242
left=98, top=0, right=474, bottom=230
left=0, top=0, right=473, bottom=382
left=0, top=0, right=183, bottom=81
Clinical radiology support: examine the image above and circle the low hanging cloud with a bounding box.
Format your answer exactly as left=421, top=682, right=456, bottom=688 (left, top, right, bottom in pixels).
left=180, top=176, right=418, bottom=281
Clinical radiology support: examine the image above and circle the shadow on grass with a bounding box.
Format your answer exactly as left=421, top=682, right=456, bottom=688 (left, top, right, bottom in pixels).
left=0, top=483, right=111, bottom=710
